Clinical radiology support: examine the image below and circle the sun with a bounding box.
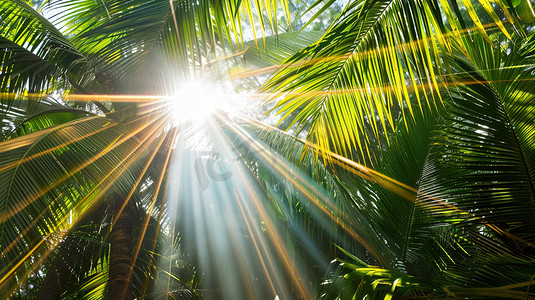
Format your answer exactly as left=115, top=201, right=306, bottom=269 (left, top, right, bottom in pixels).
left=167, top=80, right=225, bottom=124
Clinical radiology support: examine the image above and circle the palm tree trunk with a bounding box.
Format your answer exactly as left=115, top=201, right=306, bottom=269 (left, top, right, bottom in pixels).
left=108, top=200, right=135, bottom=300
left=35, top=239, right=72, bottom=300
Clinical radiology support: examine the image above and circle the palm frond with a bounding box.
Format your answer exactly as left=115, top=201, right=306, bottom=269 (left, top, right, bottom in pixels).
left=0, top=0, right=88, bottom=96
left=0, top=96, right=92, bottom=141
left=0, top=116, right=143, bottom=296
left=262, top=0, right=518, bottom=165
left=318, top=245, right=431, bottom=300
left=414, top=33, right=535, bottom=286
left=310, top=31, right=535, bottom=297
left=44, top=0, right=291, bottom=88
left=242, top=31, right=324, bottom=69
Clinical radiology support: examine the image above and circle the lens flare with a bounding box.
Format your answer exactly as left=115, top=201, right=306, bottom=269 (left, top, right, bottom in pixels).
left=168, top=80, right=225, bottom=124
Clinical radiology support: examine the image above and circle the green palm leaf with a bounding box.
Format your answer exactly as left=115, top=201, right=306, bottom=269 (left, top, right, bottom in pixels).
left=0, top=116, right=143, bottom=296
left=416, top=34, right=535, bottom=286
left=0, top=1, right=88, bottom=94
left=242, top=31, right=324, bottom=69
left=0, top=96, right=92, bottom=141
left=45, top=0, right=291, bottom=88
left=263, top=0, right=518, bottom=164
left=319, top=32, right=535, bottom=297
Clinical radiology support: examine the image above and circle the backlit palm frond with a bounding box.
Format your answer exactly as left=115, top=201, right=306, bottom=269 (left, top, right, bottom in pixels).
left=0, top=0, right=88, bottom=97
left=0, top=116, right=144, bottom=298
left=242, top=31, right=324, bottom=69
left=262, top=0, right=518, bottom=165
left=37, top=216, right=109, bottom=300
left=0, top=37, right=63, bottom=102
left=0, top=96, right=92, bottom=141
left=348, top=108, right=443, bottom=269
left=313, top=31, right=535, bottom=298
left=316, top=38, right=535, bottom=294
left=44, top=0, right=291, bottom=89
left=318, top=245, right=432, bottom=300
left=415, top=34, right=535, bottom=287
left=519, top=30, right=535, bottom=60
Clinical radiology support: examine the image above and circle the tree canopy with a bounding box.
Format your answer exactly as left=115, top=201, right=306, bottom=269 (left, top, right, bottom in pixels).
left=1, top=0, right=535, bottom=299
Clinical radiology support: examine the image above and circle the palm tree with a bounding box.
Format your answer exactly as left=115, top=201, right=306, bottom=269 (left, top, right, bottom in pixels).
left=263, top=0, right=535, bottom=298
left=0, top=0, right=292, bottom=298
left=1, top=0, right=535, bottom=299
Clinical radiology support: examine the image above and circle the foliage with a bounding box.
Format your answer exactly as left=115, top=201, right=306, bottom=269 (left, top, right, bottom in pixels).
left=1, top=0, right=535, bottom=299
left=261, top=0, right=535, bottom=298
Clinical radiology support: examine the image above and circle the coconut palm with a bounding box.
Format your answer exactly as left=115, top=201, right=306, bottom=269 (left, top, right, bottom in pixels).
left=263, top=0, right=535, bottom=298
left=1, top=0, right=535, bottom=299
left=0, top=0, right=293, bottom=299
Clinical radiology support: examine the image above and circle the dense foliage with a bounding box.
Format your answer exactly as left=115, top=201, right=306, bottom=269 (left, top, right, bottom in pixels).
left=1, top=0, right=534, bottom=299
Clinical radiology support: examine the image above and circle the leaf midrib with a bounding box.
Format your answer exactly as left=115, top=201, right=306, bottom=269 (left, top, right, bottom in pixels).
left=322, top=0, right=396, bottom=95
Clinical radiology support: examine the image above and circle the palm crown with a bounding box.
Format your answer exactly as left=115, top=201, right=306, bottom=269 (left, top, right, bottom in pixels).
left=1, top=0, right=534, bottom=299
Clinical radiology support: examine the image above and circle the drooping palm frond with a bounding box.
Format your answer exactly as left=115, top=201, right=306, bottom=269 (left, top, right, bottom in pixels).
left=415, top=33, right=535, bottom=288
left=41, top=0, right=292, bottom=89
left=0, top=0, right=89, bottom=97
left=318, top=245, right=432, bottom=300
left=242, top=31, right=324, bottom=69
left=0, top=116, right=145, bottom=298
left=262, top=0, right=519, bottom=165
left=0, top=96, right=92, bottom=141
left=0, top=37, right=64, bottom=101
left=316, top=31, right=535, bottom=298
left=348, top=109, right=441, bottom=267
left=35, top=212, right=109, bottom=300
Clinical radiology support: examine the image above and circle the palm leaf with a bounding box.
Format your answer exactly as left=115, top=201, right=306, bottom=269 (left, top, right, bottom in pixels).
left=262, top=0, right=518, bottom=165
left=242, top=31, right=324, bottom=69
left=305, top=30, right=535, bottom=298
left=0, top=0, right=88, bottom=95
left=0, top=96, right=92, bottom=141
left=415, top=34, right=535, bottom=286
left=44, top=0, right=291, bottom=88
left=0, top=116, right=144, bottom=296
left=318, top=246, right=432, bottom=300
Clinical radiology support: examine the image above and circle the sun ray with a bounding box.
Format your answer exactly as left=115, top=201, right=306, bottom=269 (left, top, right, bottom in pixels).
left=0, top=113, right=171, bottom=253
left=217, top=115, right=387, bottom=265
left=1, top=109, right=172, bottom=246
left=232, top=189, right=278, bottom=296
left=123, top=126, right=177, bottom=299
left=0, top=113, right=165, bottom=224
left=161, top=127, right=186, bottom=299
left=134, top=126, right=184, bottom=297
left=233, top=112, right=535, bottom=254
left=3, top=73, right=531, bottom=296
left=206, top=118, right=313, bottom=298
left=108, top=126, right=176, bottom=231
left=0, top=98, right=171, bottom=170
left=0, top=113, right=174, bottom=285
left=1, top=13, right=530, bottom=295
left=0, top=137, right=148, bottom=290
